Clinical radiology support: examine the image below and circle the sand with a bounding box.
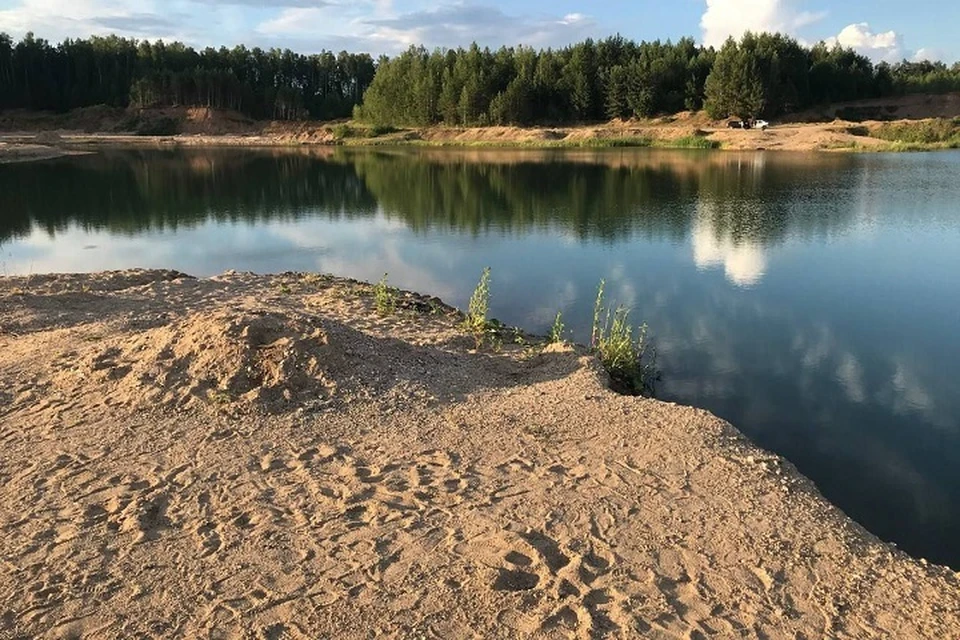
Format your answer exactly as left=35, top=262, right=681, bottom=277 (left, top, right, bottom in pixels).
left=2, top=93, right=959, bottom=158
left=1, top=270, right=958, bottom=639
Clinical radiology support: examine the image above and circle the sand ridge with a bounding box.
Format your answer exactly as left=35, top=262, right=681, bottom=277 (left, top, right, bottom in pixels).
left=0, top=270, right=958, bottom=639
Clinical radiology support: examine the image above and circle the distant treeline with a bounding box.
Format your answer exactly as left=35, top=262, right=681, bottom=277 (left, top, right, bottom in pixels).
left=357, top=34, right=960, bottom=125
left=0, top=33, right=375, bottom=120
left=1, top=31, right=959, bottom=124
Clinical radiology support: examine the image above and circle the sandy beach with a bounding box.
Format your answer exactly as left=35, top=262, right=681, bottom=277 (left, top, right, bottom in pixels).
left=0, top=270, right=958, bottom=639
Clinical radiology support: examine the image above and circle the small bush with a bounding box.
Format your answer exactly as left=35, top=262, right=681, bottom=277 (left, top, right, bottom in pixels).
left=590, top=280, right=659, bottom=396
left=331, top=124, right=354, bottom=140
left=463, top=267, right=491, bottom=348
left=370, top=124, right=399, bottom=137
left=374, top=273, right=396, bottom=316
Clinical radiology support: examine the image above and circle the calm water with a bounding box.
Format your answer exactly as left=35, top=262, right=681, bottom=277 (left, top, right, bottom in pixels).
left=2, top=147, right=959, bottom=567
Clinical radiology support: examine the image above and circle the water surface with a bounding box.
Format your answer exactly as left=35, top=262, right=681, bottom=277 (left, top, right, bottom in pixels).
left=2, top=146, right=959, bottom=567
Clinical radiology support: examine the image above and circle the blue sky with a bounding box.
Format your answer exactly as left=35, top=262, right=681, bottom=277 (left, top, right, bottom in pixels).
left=0, top=0, right=956, bottom=62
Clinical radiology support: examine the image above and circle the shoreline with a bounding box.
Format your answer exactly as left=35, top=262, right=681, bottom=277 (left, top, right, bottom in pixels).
left=3, top=108, right=959, bottom=162
left=1, top=269, right=958, bottom=638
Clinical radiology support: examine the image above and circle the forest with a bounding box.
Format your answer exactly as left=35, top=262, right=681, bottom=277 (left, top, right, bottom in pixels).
left=0, top=33, right=375, bottom=120
left=1, top=31, right=959, bottom=124
left=357, top=34, right=960, bottom=125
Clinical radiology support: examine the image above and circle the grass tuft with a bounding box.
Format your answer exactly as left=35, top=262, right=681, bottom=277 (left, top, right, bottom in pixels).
left=549, top=311, right=566, bottom=344
left=590, top=280, right=659, bottom=396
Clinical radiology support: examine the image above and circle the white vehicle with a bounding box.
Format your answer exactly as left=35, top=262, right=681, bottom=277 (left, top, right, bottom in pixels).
left=753, top=119, right=769, bottom=130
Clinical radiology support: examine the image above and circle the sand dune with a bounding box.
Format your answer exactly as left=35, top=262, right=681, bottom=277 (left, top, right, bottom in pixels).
left=0, top=270, right=957, bottom=638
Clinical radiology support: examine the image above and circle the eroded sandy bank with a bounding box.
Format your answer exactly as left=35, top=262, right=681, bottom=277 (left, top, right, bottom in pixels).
left=0, top=270, right=957, bottom=639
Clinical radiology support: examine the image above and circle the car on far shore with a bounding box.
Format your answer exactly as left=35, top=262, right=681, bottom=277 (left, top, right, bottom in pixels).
left=726, top=119, right=770, bottom=130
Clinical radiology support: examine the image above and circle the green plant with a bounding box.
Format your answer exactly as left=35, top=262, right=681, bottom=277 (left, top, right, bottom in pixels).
left=871, top=119, right=960, bottom=145
left=208, top=389, right=234, bottom=405
left=549, top=311, right=566, bottom=344
left=664, top=136, right=720, bottom=149
left=463, top=267, right=491, bottom=348
left=374, top=273, right=396, bottom=316
left=370, top=124, right=399, bottom=137
left=590, top=280, right=659, bottom=396
left=331, top=124, right=354, bottom=140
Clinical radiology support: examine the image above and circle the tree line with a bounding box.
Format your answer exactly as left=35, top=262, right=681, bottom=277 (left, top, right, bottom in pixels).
left=0, top=33, right=375, bottom=120
left=1, top=31, right=958, bottom=124
left=357, top=33, right=960, bottom=125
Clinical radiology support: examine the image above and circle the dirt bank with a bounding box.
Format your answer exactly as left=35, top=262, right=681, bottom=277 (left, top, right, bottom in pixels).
left=0, top=270, right=957, bottom=639
left=3, top=94, right=960, bottom=157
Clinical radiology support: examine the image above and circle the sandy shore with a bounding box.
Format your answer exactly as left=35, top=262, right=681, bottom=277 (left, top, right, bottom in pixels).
left=0, top=121, right=906, bottom=156
left=4, top=93, right=960, bottom=158
left=1, top=270, right=958, bottom=639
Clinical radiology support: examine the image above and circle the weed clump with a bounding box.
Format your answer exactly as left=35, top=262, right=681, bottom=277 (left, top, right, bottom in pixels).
left=590, top=280, right=658, bottom=396
left=549, top=311, right=566, bottom=344
left=374, top=273, right=397, bottom=317
left=463, top=267, right=492, bottom=348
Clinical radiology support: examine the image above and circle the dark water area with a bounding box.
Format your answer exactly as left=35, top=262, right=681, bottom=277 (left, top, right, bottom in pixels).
left=2, top=146, right=959, bottom=567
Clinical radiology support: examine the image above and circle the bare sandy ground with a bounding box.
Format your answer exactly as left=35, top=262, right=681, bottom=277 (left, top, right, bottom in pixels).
left=3, top=93, right=959, bottom=157
left=1, top=270, right=958, bottom=639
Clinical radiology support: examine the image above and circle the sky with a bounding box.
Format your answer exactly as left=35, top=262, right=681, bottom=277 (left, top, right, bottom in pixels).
left=0, top=0, right=956, bottom=63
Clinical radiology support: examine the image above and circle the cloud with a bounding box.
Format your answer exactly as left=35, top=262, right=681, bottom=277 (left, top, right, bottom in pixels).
left=700, top=0, right=827, bottom=48
left=0, top=0, right=197, bottom=42
left=193, top=0, right=327, bottom=5
left=913, top=47, right=945, bottom=63
left=257, top=2, right=599, bottom=54
left=96, top=13, right=182, bottom=34
left=824, top=22, right=903, bottom=62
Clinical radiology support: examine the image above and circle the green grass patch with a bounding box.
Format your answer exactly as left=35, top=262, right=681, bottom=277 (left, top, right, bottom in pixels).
left=657, top=136, right=720, bottom=149
left=871, top=119, right=960, bottom=145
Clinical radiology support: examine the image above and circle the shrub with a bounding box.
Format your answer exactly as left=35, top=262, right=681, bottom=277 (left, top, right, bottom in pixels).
left=374, top=273, right=396, bottom=316
left=463, top=267, right=491, bottom=348
left=871, top=119, right=960, bottom=144
left=331, top=124, right=354, bottom=140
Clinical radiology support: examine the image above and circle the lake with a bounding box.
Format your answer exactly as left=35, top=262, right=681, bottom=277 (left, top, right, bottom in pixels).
left=2, top=146, right=959, bottom=568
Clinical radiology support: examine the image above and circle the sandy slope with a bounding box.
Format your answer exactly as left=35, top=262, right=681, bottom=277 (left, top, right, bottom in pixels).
left=2, top=93, right=960, bottom=156
left=0, top=270, right=958, bottom=639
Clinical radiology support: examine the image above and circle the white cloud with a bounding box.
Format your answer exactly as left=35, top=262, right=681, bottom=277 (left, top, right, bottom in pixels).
left=257, top=2, right=599, bottom=55
left=913, top=47, right=944, bottom=63
left=824, top=22, right=903, bottom=62
left=0, top=0, right=234, bottom=44
left=700, top=0, right=826, bottom=48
